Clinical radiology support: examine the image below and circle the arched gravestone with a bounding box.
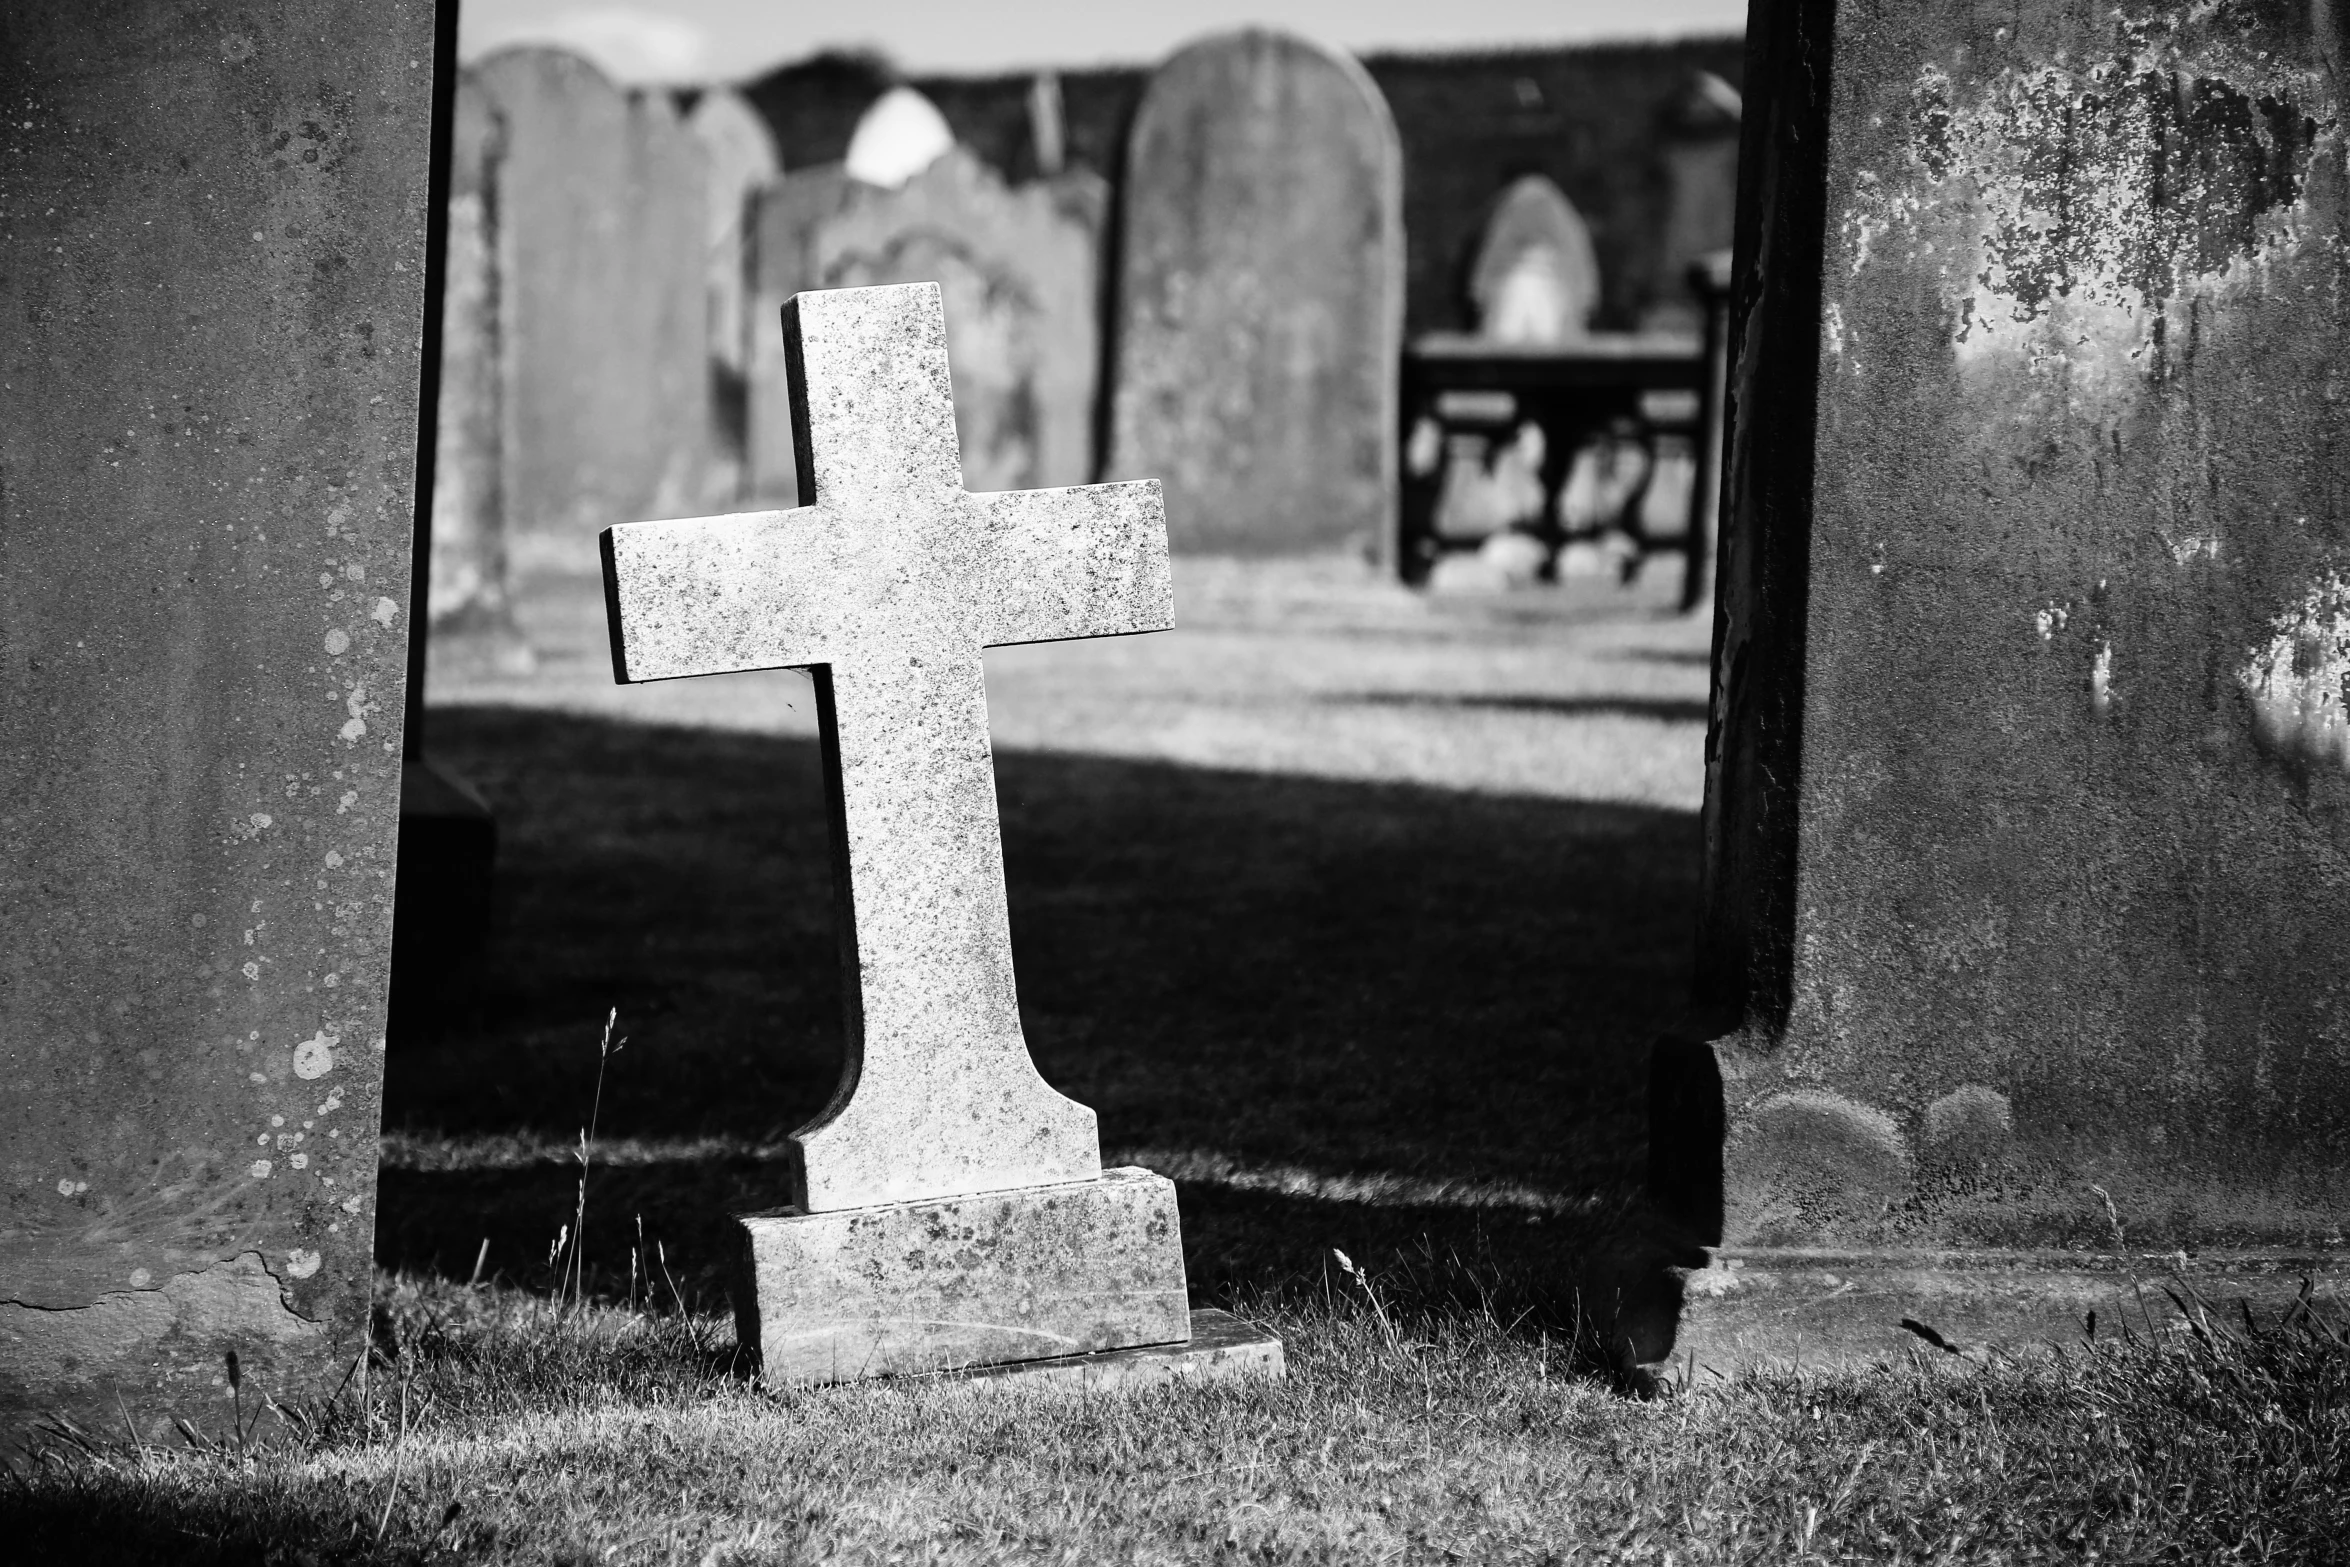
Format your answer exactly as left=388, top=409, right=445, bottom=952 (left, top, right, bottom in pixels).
left=1110, top=30, right=1404, bottom=557
left=744, top=148, right=1107, bottom=502
left=1470, top=175, right=1601, bottom=345
left=470, top=47, right=713, bottom=564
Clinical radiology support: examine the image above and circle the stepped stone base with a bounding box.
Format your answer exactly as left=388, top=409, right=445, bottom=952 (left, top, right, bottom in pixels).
left=1662, top=1248, right=2348, bottom=1377
left=733, top=1167, right=1194, bottom=1385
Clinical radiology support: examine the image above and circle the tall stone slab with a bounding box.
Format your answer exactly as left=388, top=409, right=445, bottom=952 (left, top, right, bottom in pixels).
left=1109, top=30, right=1404, bottom=558
left=745, top=151, right=1106, bottom=505
left=1654, top=0, right=2350, bottom=1366
left=470, top=47, right=712, bottom=565
left=0, top=0, right=432, bottom=1443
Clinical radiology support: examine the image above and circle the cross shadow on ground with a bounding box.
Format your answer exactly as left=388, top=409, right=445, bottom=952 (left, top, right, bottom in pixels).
left=382, top=705, right=1703, bottom=1354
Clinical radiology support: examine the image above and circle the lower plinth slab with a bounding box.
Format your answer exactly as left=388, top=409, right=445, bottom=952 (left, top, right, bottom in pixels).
left=734, top=1167, right=1192, bottom=1384
left=1664, top=1248, right=2348, bottom=1376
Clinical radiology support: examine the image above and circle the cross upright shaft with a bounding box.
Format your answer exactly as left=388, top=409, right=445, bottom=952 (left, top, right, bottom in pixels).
left=601, top=283, right=1171, bottom=1213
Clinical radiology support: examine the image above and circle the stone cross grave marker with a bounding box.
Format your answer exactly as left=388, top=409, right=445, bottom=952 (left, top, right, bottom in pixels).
left=601, top=282, right=1280, bottom=1385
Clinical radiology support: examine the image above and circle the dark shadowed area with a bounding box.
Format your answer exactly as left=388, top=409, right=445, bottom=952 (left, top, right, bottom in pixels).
left=383, top=560, right=1710, bottom=1336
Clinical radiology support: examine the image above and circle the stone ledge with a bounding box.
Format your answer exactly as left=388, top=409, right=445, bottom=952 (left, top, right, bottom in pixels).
left=1662, top=1248, right=2349, bottom=1377
left=735, top=1167, right=1191, bottom=1385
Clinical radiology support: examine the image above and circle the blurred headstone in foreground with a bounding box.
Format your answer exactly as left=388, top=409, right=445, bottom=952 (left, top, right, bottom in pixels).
left=470, top=46, right=712, bottom=570
left=746, top=149, right=1106, bottom=504
left=1110, top=29, right=1405, bottom=558
left=0, top=0, right=431, bottom=1446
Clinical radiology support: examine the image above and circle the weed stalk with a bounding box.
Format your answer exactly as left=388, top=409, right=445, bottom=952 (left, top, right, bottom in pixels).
left=557, top=1008, right=626, bottom=1311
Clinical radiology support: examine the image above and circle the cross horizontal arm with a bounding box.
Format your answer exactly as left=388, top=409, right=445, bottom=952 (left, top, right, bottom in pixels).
left=602, top=508, right=854, bottom=682
left=974, top=480, right=1172, bottom=650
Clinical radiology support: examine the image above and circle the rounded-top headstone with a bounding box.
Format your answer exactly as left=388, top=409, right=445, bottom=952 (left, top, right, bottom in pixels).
left=1109, top=29, right=1404, bottom=558
left=1470, top=175, right=1601, bottom=345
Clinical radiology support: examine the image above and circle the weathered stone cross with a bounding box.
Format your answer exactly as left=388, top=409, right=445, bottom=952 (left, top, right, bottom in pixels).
left=600, top=282, right=1169, bottom=1214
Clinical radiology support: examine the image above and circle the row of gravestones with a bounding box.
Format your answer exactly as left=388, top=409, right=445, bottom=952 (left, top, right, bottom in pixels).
left=431, top=27, right=1645, bottom=641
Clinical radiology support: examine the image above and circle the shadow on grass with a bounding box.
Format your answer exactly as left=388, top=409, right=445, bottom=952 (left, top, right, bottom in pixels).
left=385, top=706, right=1702, bottom=1348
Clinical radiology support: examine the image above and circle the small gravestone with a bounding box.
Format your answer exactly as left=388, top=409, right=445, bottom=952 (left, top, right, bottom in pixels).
left=1470, top=175, right=1601, bottom=346
left=686, top=89, right=780, bottom=493
left=602, top=283, right=1282, bottom=1385
left=1429, top=176, right=1607, bottom=552
left=745, top=151, right=1105, bottom=504
left=0, top=0, right=430, bottom=1445
left=1109, top=30, right=1404, bottom=557
left=471, top=47, right=715, bottom=562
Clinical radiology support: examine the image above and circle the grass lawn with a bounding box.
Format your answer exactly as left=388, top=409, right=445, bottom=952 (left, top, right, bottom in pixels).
left=11, top=559, right=2345, bottom=1559
left=9, top=1273, right=2346, bottom=1562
